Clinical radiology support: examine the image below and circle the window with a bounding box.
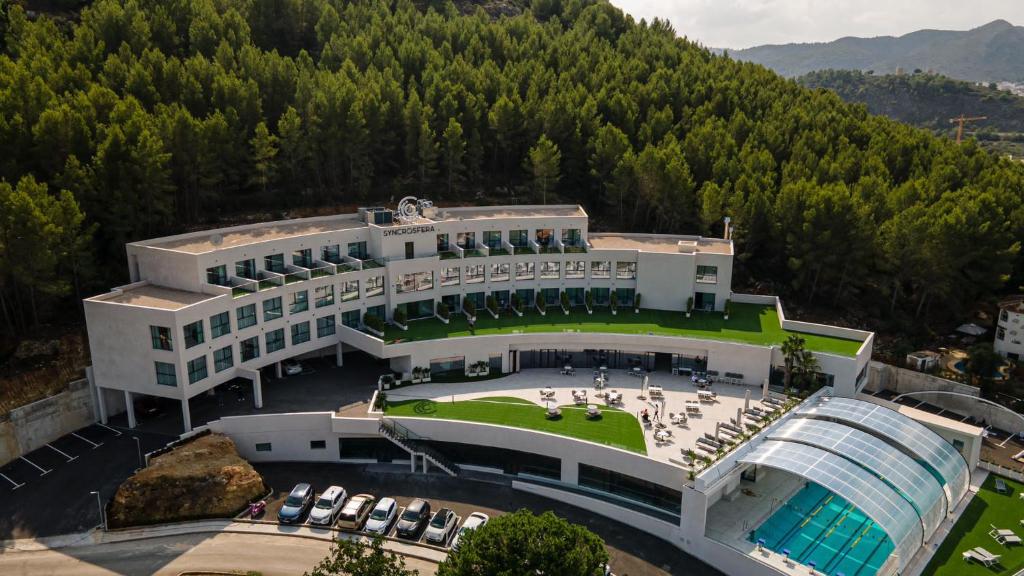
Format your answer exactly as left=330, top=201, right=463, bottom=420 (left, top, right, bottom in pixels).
left=997, top=327, right=1006, bottom=341
left=616, top=288, right=635, bottom=306
left=310, top=440, right=327, bottom=450
left=436, top=233, right=450, bottom=252
left=561, top=228, right=581, bottom=246
left=155, top=361, right=177, bottom=387
left=317, top=315, right=336, bottom=336
left=405, top=242, right=414, bottom=260
left=210, top=312, right=231, bottom=338
left=264, top=253, right=285, bottom=273
left=347, top=241, right=368, bottom=260
left=150, top=326, right=172, bottom=351
left=465, top=264, right=485, bottom=284
left=235, top=259, right=256, bottom=279
left=315, top=285, right=334, bottom=308
left=592, top=287, right=610, bottom=305
left=483, top=230, right=502, bottom=249
left=237, top=304, right=257, bottom=329
left=536, top=228, right=553, bottom=247
left=395, top=271, right=433, bottom=293
left=695, top=265, right=718, bottom=284
left=292, top=249, right=312, bottom=268
left=1000, top=310, right=1009, bottom=322
left=541, top=261, right=560, bottom=279
left=465, top=292, right=485, bottom=310
left=591, top=261, right=611, bottom=279
left=457, top=232, right=476, bottom=249
left=565, top=260, right=584, bottom=279
left=430, top=356, right=465, bottom=377
left=515, top=262, right=535, bottom=280
left=187, top=356, right=208, bottom=384
left=490, top=263, right=510, bottom=282
left=240, top=336, right=260, bottom=361
left=397, top=299, right=435, bottom=321
left=263, top=297, right=283, bottom=321
left=289, top=291, right=308, bottom=314
left=206, top=265, right=228, bottom=286
left=366, top=275, right=384, bottom=297
left=291, top=321, right=310, bottom=345
left=616, top=261, right=636, bottom=279
left=322, top=244, right=341, bottom=263
left=516, top=289, right=534, bottom=306
left=565, top=287, right=584, bottom=306
left=366, top=304, right=385, bottom=320
left=441, top=267, right=460, bottom=286
left=255, top=443, right=272, bottom=452
left=265, top=328, right=285, bottom=353
left=214, top=346, right=233, bottom=372
left=183, top=320, right=204, bottom=348
left=493, top=290, right=510, bottom=309
left=341, top=280, right=359, bottom=302
left=579, top=464, right=682, bottom=514
left=342, top=310, right=360, bottom=329
left=509, top=229, right=528, bottom=247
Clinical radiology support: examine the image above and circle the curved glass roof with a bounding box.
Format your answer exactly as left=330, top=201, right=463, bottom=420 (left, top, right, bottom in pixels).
left=769, top=418, right=947, bottom=538
left=796, top=396, right=970, bottom=508
left=740, top=440, right=922, bottom=571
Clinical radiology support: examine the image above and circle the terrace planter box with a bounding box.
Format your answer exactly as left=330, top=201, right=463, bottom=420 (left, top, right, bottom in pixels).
left=437, top=314, right=450, bottom=325
left=514, top=308, right=523, bottom=317
left=586, top=306, right=593, bottom=315
left=562, top=307, right=570, bottom=316
left=393, top=322, right=408, bottom=331
left=488, top=309, right=499, bottom=319
left=365, top=326, right=384, bottom=338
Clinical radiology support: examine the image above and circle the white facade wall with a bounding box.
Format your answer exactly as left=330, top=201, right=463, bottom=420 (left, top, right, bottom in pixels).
left=995, top=305, right=1024, bottom=359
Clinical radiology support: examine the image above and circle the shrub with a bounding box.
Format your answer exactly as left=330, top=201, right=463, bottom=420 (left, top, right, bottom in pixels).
left=486, top=294, right=498, bottom=313
left=511, top=292, right=522, bottom=312
left=686, top=296, right=693, bottom=313
left=584, top=290, right=593, bottom=309
left=610, top=290, right=618, bottom=310
left=634, top=293, right=641, bottom=308
left=462, top=296, right=476, bottom=317
left=364, top=313, right=384, bottom=332
left=393, top=307, right=407, bottom=326
left=560, top=290, right=570, bottom=309
left=437, top=301, right=450, bottom=319
left=536, top=292, right=546, bottom=312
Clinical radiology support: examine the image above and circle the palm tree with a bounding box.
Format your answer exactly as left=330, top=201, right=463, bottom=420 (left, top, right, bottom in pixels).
left=796, top=349, right=820, bottom=392
left=781, top=335, right=805, bottom=391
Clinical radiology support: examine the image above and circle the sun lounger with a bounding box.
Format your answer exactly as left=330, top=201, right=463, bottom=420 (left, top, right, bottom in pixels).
left=996, top=478, right=1009, bottom=494
left=963, top=546, right=1001, bottom=566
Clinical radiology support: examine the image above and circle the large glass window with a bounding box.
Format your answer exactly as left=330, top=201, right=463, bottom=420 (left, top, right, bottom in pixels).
left=465, top=265, right=485, bottom=284
left=264, top=253, right=285, bottom=273
left=289, top=291, right=308, bottom=314
left=366, top=304, right=385, bottom=320
left=210, top=312, right=231, bottom=338
left=565, top=261, right=584, bottom=279
left=561, top=228, right=582, bottom=246
left=541, top=288, right=559, bottom=304
left=265, top=328, right=285, bottom=353
left=235, top=259, right=256, bottom=279
left=436, top=233, right=450, bottom=252
left=493, top=290, right=510, bottom=309
left=456, top=232, right=476, bottom=249
left=187, top=356, right=208, bottom=384
left=509, top=229, right=528, bottom=247
left=536, top=229, right=553, bottom=247
left=616, top=261, right=637, bottom=279
left=341, top=310, right=360, bottom=329
left=348, top=241, right=368, bottom=260
left=490, top=263, right=510, bottom=282
left=206, top=265, right=228, bottom=286
left=695, top=265, right=718, bottom=284
left=430, top=356, right=465, bottom=377
left=291, top=322, right=310, bottom=345
left=150, top=325, right=172, bottom=351
left=395, top=271, right=434, bottom=293
left=591, top=261, right=611, bottom=279
left=441, top=267, right=460, bottom=286
left=155, top=361, right=177, bottom=387
left=483, top=230, right=502, bottom=249
left=315, top=285, right=334, bottom=308
left=292, top=249, right=312, bottom=268
left=616, top=288, right=635, bottom=306
left=579, top=464, right=682, bottom=514
left=540, top=261, right=560, bottom=279
left=240, top=336, right=260, bottom=361
left=516, top=289, right=535, bottom=306
left=183, top=320, right=204, bottom=348
left=341, top=280, right=359, bottom=302
left=214, top=346, right=233, bottom=372
left=321, top=244, right=341, bottom=263
left=565, top=288, right=584, bottom=306
left=263, top=297, right=283, bottom=321
left=366, top=275, right=384, bottom=298
left=397, top=299, right=436, bottom=321
left=465, top=292, right=485, bottom=310
left=236, top=303, right=257, bottom=329
left=515, top=262, right=535, bottom=280
left=592, top=287, right=610, bottom=305
left=317, top=315, right=336, bottom=337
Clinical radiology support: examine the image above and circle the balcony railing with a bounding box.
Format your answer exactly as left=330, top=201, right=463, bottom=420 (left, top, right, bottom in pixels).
left=309, top=260, right=335, bottom=278
left=512, top=244, right=535, bottom=255
left=257, top=270, right=283, bottom=291
left=361, top=258, right=384, bottom=269
left=440, top=250, right=461, bottom=260
left=230, top=277, right=258, bottom=298
left=283, top=265, right=310, bottom=284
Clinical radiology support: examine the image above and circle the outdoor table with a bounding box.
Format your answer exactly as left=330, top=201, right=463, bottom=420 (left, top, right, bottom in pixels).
left=541, top=388, right=555, bottom=397
left=649, top=386, right=663, bottom=397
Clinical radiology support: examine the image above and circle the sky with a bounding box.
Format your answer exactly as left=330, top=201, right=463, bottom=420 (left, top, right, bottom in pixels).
left=610, top=0, right=1024, bottom=50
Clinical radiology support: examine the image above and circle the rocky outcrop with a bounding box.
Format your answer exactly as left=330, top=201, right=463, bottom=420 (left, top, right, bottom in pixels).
left=108, top=433, right=265, bottom=528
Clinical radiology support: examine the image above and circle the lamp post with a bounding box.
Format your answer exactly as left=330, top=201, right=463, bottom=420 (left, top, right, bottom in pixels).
left=90, top=491, right=106, bottom=530
left=133, top=437, right=143, bottom=470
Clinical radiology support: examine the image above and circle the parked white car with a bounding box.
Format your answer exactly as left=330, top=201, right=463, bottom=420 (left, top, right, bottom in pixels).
left=451, top=512, right=489, bottom=550
left=364, top=497, right=398, bottom=534
left=307, top=485, right=347, bottom=526
left=423, top=508, right=458, bottom=545
left=283, top=360, right=303, bottom=376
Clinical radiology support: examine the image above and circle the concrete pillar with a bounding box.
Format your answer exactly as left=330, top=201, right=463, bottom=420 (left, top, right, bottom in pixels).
left=252, top=372, right=263, bottom=409
left=335, top=342, right=344, bottom=367
left=181, top=399, right=192, bottom=433
left=275, top=361, right=283, bottom=379
left=560, top=458, right=579, bottom=484
left=96, top=386, right=109, bottom=424
left=410, top=455, right=417, bottom=473
left=124, top=390, right=136, bottom=429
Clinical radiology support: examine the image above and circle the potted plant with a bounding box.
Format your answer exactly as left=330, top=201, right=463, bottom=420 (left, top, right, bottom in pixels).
left=436, top=301, right=450, bottom=324
left=724, top=298, right=731, bottom=320
left=411, top=366, right=422, bottom=384
left=584, top=290, right=593, bottom=314
left=364, top=313, right=385, bottom=337
left=560, top=291, right=570, bottom=315
left=486, top=294, right=499, bottom=318
left=462, top=296, right=476, bottom=322
left=511, top=292, right=523, bottom=317
left=393, top=307, right=408, bottom=330
left=467, top=362, right=478, bottom=377
left=477, top=360, right=490, bottom=376
left=686, top=296, right=693, bottom=318
left=634, top=293, right=641, bottom=314
left=536, top=292, right=547, bottom=316
left=610, top=290, right=618, bottom=315
left=422, top=367, right=431, bottom=382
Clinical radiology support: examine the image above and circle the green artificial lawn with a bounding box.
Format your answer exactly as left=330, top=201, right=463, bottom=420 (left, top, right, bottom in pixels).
left=384, top=396, right=647, bottom=454
left=922, top=475, right=1024, bottom=576
left=384, top=303, right=862, bottom=356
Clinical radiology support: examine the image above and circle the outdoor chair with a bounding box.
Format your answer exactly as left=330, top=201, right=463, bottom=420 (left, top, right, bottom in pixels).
left=963, top=547, right=1001, bottom=567
left=996, top=478, right=1010, bottom=494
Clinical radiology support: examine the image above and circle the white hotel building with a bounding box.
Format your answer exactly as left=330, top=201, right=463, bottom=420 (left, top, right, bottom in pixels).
left=83, top=200, right=982, bottom=576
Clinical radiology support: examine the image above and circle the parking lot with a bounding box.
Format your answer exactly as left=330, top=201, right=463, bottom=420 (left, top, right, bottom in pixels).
left=0, top=423, right=173, bottom=541
left=254, top=462, right=724, bottom=576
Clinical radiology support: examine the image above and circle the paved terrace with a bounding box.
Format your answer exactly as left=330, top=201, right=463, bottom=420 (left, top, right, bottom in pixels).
left=381, top=369, right=777, bottom=465
left=385, top=303, right=863, bottom=356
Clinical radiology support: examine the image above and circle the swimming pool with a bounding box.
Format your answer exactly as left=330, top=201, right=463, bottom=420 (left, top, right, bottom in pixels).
left=750, top=482, right=894, bottom=576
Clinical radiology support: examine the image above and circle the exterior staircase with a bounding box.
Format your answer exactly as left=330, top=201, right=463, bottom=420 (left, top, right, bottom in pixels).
left=379, top=418, right=460, bottom=477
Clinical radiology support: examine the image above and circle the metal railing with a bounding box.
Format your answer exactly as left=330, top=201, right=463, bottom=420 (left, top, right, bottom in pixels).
left=379, top=419, right=460, bottom=476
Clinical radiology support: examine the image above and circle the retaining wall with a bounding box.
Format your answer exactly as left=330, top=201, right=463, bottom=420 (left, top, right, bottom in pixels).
left=0, top=378, right=96, bottom=467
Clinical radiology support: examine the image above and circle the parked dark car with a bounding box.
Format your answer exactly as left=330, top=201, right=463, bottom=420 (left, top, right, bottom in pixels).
left=278, top=483, right=314, bottom=524
left=395, top=498, right=431, bottom=538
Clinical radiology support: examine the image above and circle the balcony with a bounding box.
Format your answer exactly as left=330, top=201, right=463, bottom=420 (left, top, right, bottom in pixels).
left=440, top=251, right=461, bottom=260
left=230, top=277, right=258, bottom=298
left=563, top=243, right=588, bottom=254
left=361, top=258, right=384, bottom=270
left=283, top=265, right=310, bottom=284
left=512, top=245, right=535, bottom=255
left=538, top=244, right=561, bottom=255
left=463, top=249, right=487, bottom=258
left=257, top=270, right=283, bottom=291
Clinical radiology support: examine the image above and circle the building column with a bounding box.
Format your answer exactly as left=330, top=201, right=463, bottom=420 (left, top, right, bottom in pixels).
left=181, top=399, right=192, bottom=433
left=275, top=361, right=283, bottom=379
left=410, top=455, right=417, bottom=473
left=252, top=372, right=263, bottom=409
left=335, top=342, right=344, bottom=367
left=560, top=458, right=579, bottom=484
left=124, top=390, right=136, bottom=429
left=96, top=386, right=108, bottom=424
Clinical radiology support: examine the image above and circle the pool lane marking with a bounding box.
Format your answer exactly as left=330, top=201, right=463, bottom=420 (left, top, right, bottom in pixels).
left=19, top=455, right=50, bottom=476
left=46, top=443, right=78, bottom=462
left=0, top=472, right=24, bottom=490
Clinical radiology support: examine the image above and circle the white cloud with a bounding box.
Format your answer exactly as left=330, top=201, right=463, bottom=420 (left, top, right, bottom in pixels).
left=610, top=0, right=1024, bottom=49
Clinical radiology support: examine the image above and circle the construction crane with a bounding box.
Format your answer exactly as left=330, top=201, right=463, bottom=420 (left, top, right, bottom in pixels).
left=948, top=115, right=987, bottom=144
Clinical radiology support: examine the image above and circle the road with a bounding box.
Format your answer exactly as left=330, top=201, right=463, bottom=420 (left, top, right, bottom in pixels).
left=0, top=532, right=437, bottom=575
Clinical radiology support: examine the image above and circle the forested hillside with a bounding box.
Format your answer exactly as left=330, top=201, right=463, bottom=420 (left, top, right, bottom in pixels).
left=1, top=0, right=1023, bottom=342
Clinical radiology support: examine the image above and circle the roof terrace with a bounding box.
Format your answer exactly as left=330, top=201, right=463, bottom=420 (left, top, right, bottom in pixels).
left=87, top=284, right=217, bottom=310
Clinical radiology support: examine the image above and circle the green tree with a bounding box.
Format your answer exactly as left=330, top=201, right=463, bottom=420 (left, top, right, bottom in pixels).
left=527, top=134, right=561, bottom=204
left=441, top=117, right=466, bottom=198
left=305, top=535, right=416, bottom=576
left=249, top=121, right=279, bottom=196
left=966, top=343, right=1003, bottom=395
left=438, top=510, right=608, bottom=576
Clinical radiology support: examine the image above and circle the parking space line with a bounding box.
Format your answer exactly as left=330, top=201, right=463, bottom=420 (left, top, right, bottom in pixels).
left=72, top=432, right=103, bottom=449
left=19, top=456, right=51, bottom=476
left=96, top=423, right=123, bottom=436
left=0, top=472, right=24, bottom=490
left=46, top=443, right=78, bottom=462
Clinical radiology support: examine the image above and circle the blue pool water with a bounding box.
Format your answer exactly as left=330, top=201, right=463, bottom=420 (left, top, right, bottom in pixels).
left=750, top=482, right=894, bottom=576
